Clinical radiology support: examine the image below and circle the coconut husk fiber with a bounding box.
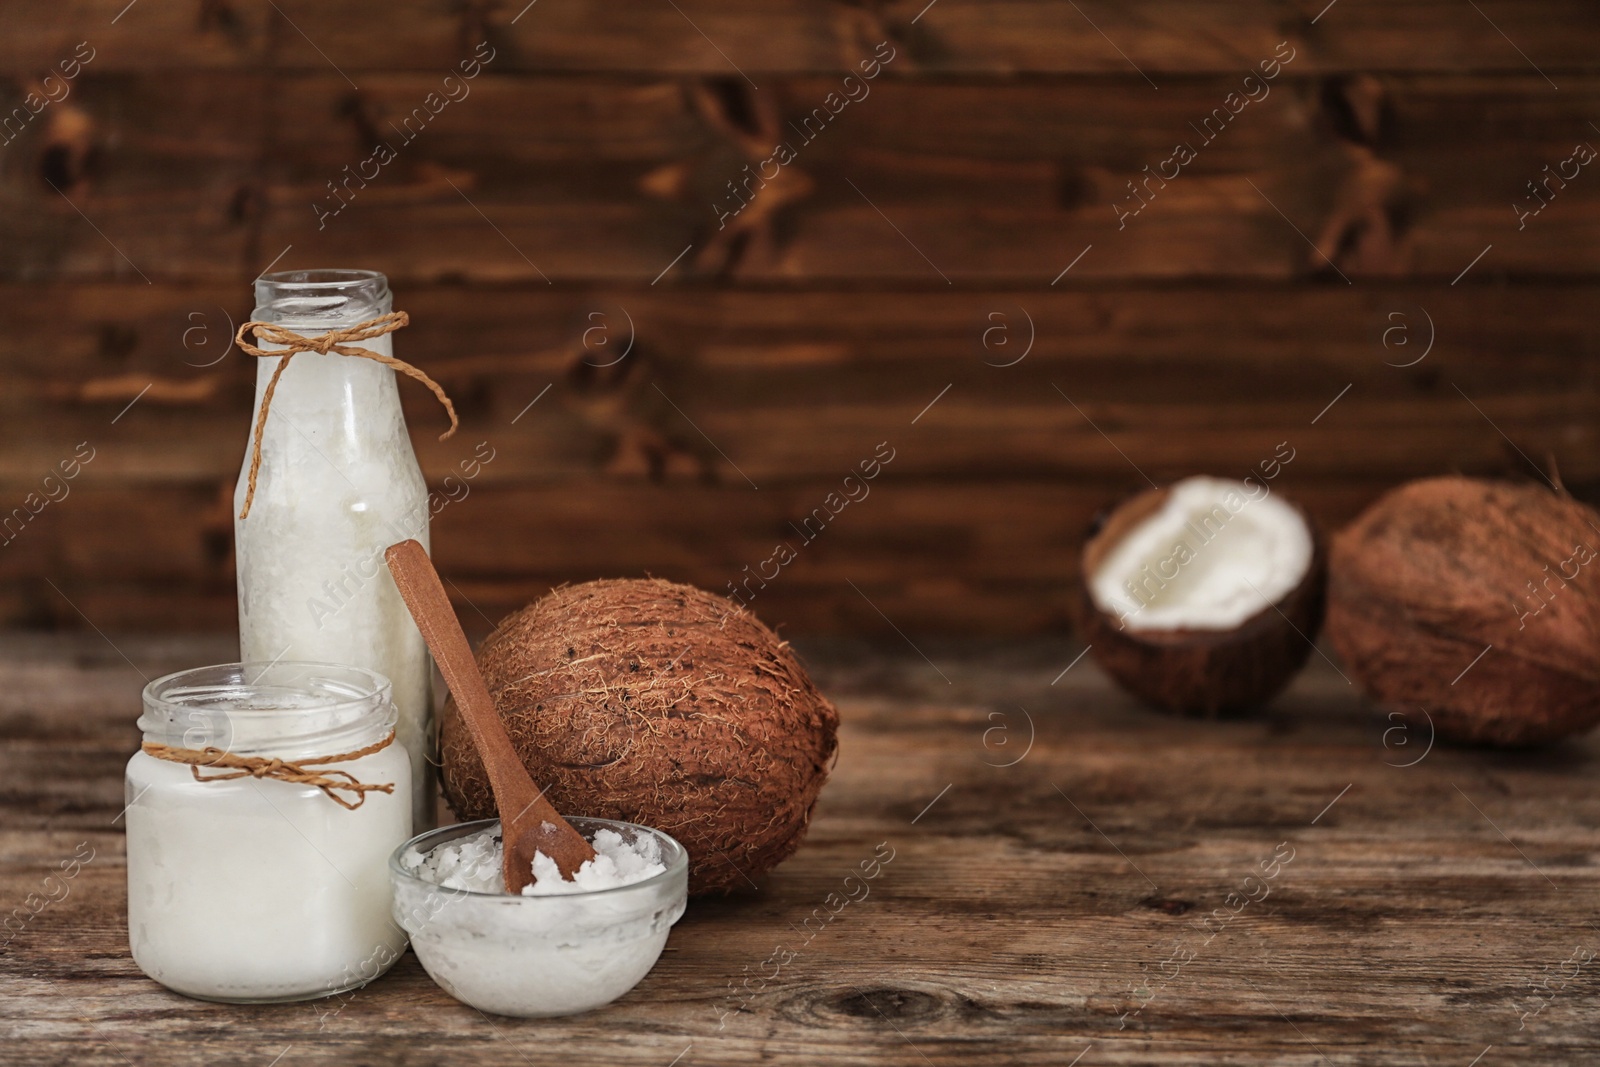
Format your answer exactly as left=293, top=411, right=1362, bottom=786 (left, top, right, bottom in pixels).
left=441, top=578, right=839, bottom=893
left=1327, top=476, right=1600, bottom=745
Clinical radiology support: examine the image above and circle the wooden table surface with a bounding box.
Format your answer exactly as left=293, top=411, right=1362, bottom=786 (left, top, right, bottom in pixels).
left=3, top=631, right=1598, bottom=1065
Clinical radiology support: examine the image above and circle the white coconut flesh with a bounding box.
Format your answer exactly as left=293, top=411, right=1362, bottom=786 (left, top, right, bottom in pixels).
left=1089, top=476, right=1314, bottom=632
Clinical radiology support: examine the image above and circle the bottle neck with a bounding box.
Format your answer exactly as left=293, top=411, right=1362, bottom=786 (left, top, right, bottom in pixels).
left=235, top=267, right=426, bottom=524
left=246, top=269, right=402, bottom=424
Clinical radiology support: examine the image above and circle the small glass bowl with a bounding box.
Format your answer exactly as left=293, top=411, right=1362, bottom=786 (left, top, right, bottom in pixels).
left=389, top=817, right=688, bottom=1017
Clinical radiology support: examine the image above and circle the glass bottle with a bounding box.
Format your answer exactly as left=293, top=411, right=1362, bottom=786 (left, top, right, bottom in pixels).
left=234, top=269, right=435, bottom=830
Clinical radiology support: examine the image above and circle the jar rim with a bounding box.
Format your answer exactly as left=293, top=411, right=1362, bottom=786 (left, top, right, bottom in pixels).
left=139, top=661, right=396, bottom=755
left=259, top=268, right=386, bottom=288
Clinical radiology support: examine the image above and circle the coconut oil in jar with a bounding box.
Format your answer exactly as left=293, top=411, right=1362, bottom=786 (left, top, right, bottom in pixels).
left=125, top=662, right=411, bottom=1003
left=234, top=270, right=435, bottom=830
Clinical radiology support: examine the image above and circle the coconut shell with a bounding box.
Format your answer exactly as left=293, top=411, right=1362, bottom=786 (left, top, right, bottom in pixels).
left=441, top=578, right=839, bottom=894
left=1327, top=476, right=1600, bottom=746
left=1077, top=485, right=1327, bottom=715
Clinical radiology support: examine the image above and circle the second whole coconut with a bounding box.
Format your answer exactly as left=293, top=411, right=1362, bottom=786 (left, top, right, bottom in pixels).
left=441, top=578, right=839, bottom=894
left=1327, top=476, right=1600, bottom=745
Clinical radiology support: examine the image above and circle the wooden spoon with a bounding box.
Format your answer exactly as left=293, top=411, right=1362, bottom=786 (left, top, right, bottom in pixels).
left=385, top=539, right=597, bottom=891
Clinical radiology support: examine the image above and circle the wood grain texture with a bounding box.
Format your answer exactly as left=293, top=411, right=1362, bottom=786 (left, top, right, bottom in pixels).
left=2, top=4, right=1598, bottom=639
left=0, top=478, right=1583, bottom=635
left=3, top=1, right=1599, bottom=75
left=3, top=632, right=1600, bottom=1064
left=1, top=281, right=1593, bottom=634
left=0, top=70, right=263, bottom=283
left=2, top=284, right=1594, bottom=483
left=2, top=72, right=1598, bottom=283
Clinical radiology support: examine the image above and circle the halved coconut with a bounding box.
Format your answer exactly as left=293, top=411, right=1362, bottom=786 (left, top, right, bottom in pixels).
left=1078, top=476, right=1327, bottom=714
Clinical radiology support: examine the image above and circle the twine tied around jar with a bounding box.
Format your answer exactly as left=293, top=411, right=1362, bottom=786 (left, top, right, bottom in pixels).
left=141, top=730, right=398, bottom=811
left=233, top=311, right=459, bottom=519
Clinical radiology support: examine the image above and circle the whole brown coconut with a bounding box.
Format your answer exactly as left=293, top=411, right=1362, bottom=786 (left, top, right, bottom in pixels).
left=1078, top=478, right=1327, bottom=715
left=1327, top=476, right=1600, bottom=746
left=442, top=578, right=839, bottom=894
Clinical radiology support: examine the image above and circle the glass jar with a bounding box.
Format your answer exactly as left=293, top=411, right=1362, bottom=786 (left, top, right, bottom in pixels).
left=234, top=269, right=435, bottom=831
left=125, top=662, right=412, bottom=1003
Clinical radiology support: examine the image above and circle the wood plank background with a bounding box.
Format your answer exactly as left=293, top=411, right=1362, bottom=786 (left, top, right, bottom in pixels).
left=1, top=1, right=1597, bottom=634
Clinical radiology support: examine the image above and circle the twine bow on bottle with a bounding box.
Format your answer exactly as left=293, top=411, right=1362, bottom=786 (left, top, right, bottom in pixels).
left=233, top=311, right=459, bottom=519
left=141, top=731, right=398, bottom=811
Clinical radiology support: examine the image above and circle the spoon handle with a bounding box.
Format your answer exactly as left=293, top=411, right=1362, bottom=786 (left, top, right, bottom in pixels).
left=384, top=539, right=595, bottom=886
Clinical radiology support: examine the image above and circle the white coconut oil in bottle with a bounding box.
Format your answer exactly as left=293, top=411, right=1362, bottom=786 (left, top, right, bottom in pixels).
left=234, top=269, right=436, bottom=830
